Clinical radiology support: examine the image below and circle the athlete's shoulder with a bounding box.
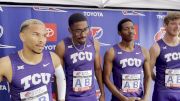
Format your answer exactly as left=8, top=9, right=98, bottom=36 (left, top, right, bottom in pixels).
left=139, top=46, right=149, bottom=58
left=138, top=45, right=147, bottom=52
left=50, top=51, right=61, bottom=68
left=56, top=39, right=65, bottom=49
left=0, top=56, right=11, bottom=67
left=55, top=39, right=65, bottom=58
left=149, top=41, right=160, bottom=59
left=0, top=56, right=12, bottom=82
left=150, top=42, right=160, bottom=52
left=105, top=47, right=115, bottom=57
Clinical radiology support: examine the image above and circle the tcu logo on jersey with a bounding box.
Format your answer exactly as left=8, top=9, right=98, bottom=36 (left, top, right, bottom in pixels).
left=165, top=52, right=180, bottom=62
left=21, top=73, right=51, bottom=90
left=70, top=51, right=92, bottom=64
left=120, top=58, right=142, bottom=68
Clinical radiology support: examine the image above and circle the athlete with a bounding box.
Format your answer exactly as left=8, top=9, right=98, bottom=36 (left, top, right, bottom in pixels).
left=103, top=18, right=151, bottom=101
left=55, top=13, right=105, bottom=101
left=0, top=19, right=66, bottom=101
left=150, top=12, right=180, bottom=101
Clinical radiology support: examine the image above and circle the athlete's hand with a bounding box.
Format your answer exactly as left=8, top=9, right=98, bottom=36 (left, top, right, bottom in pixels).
left=136, top=98, right=148, bottom=101
left=99, top=94, right=105, bottom=101
left=125, top=97, right=141, bottom=101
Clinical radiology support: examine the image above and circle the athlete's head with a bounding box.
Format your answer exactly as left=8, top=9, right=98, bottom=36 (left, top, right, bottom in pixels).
left=68, top=13, right=89, bottom=44
left=20, top=19, right=47, bottom=54
left=164, top=12, right=180, bottom=37
left=118, top=18, right=135, bottom=42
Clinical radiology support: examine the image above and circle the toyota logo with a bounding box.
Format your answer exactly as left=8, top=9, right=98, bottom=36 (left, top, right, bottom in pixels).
left=46, top=28, right=54, bottom=38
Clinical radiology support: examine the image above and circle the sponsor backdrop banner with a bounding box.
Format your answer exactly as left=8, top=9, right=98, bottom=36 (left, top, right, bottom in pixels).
left=0, top=6, right=167, bottom=101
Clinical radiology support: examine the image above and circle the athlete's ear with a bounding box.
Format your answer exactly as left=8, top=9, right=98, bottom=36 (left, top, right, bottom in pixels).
left=163, top=23, right=168, bottom=31
left=118, top=31, right=122, bottom=36
left=19, top=32, right=25, bottom=42
left=68, top=27, right=72, bottom=34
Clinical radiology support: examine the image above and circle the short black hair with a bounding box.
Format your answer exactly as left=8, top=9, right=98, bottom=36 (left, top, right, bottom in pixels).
left=68, top=13, right=87, bottom=27
left=118, top=18, right=133, bottom=32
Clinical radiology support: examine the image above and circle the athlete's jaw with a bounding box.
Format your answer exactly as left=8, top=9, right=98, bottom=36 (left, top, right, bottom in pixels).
left=77, top=37, right=87, bottom=44
left=33, top=44, right=45, bottom=54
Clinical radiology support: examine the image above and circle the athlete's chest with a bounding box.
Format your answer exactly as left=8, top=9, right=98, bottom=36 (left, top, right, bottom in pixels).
left=159, top=46, right=180, bottom=64
left=114, top=51, right=144, bottom=68
left=65, top=45, right=95, bottom=65
left=12, top=62, right=54, bottom=90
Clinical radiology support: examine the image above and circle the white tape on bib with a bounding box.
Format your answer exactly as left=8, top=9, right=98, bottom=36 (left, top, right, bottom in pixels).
left=73, top=70, right=92, bottom=92
left=20, top=85, right=49, bottom=101
left=121, top=74, right=141, bottom=93
left=165, top=69, right=180, bottom=88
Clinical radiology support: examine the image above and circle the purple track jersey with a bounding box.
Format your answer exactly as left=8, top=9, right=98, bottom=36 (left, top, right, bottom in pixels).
left=63, top=35, right=96, bottom=101
left=111, top=44, right=145, bottom=101
left=9, top=51, right=55, bottom=101
left=153, top=39, right=180, bottom=101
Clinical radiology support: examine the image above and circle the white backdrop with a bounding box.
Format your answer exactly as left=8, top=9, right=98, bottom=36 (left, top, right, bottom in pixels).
left=0, top=0, right=180, bottom=10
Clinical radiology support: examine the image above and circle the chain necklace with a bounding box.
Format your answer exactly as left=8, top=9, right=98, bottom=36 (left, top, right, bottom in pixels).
left=71, top=38, right=86, bottom=51
left=20, top=50, right=38, bottom=64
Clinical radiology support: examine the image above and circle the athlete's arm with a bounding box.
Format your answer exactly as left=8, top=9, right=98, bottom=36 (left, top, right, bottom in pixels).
left=149, top=43, right=160, bottom=81
left=94, top=39, right=105, bottom=101
left=55, top=40, right=65, bottom=66
left=141, top=47, right=151, bottom=101
left=103, top=48, right=128, bottom=101
left=0, top=56, right=12, bottom=83
left=50, top=52, right=66, bottom=101
left=55, top=40, right=66, bottom=101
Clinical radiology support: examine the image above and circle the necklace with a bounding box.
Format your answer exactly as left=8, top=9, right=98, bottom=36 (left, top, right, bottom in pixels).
left=71, top=38, right=86, bottom=51
left=20, top=50, right=35, bottom=64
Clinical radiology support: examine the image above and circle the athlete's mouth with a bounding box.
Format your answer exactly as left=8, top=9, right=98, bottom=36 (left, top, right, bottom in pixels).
left=36, top=44, right=44, bottom=48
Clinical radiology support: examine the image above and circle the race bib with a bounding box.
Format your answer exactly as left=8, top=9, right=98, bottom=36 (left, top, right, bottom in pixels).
left=73, top=70, right=92, bottom=92
left=121, top=74, right=141, bottom=93
left=20, top=85, right=49, bottom=101
left=165, top=69, right=180, bottom=88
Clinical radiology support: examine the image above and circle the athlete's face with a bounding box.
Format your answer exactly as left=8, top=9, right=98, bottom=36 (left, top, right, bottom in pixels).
left=21, top=24, right=47, bottom=54
left=69, top=21, right=89, bottom=44
left=165, top=18, right=180, bottom=37
left=119, top=21, right=135, bottom=42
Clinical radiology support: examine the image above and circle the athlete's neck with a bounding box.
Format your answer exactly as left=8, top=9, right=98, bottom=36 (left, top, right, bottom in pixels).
left=19, top=49, right=43, bottom=65
left=163, top=33, right=179, bottom=46
left=119, top=41, right=134, bottom=52
left=72, top=38, right=86, bottom=51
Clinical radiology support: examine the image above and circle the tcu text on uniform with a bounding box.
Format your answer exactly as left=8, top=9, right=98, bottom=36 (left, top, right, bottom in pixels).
left=165, top=52, right=180, bottom=62
left=21, top=73, right=51, bottom=90
left=120, top=58, right=142, bottom=68
left=70, top=51, right=92, bottom=64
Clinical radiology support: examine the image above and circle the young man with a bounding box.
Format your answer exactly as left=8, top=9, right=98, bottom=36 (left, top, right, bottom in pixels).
left=55, top=13, right=105, bottom=101
left=150, top=12, right=180, bottom=101
left=0, top=19, right=66, bottom=101
left=103, top=18, right=151, bottom=101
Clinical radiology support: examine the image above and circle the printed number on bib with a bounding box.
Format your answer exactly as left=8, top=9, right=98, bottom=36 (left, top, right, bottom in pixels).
left=73, top=70, right=92, bottom=92
left=121, top=74, right=140, bottom=93
left=165, top=69, right=180, bottom=88
left=20, top=85, right=49, bottom=101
